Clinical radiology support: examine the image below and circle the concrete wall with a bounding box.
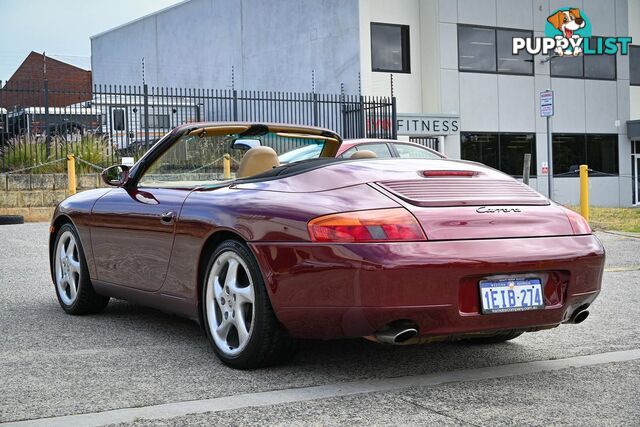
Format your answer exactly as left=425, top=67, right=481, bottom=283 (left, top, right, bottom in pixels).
left=91, top=0, right=361, bottom=94
left=358, top=0, right=429, bottom=113
left=0, top=174, right=104, bottom=221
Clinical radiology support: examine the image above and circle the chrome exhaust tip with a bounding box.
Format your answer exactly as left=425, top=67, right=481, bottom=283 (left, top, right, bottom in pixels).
left=374, top=327, right=419, bottom=344
left=568, top=309, right=590, bottom=324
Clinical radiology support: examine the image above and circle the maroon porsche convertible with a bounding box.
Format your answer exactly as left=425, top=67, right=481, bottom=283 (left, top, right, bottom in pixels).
left=49, top=122, right=605, bottom=368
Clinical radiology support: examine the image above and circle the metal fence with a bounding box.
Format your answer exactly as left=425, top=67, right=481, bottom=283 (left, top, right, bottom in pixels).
left=409, top=136, right=440, bottom=152
left=0, top=82, right=396, bottom=173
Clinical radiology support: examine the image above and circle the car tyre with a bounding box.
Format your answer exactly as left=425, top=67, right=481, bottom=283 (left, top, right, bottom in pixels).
left=463, top=331, right=523, bottom=344
left=202, top=239, right=297, bottom=369
left=0, top=215, right=24, bottom=225
left=53, top=223, right=109, bottom=315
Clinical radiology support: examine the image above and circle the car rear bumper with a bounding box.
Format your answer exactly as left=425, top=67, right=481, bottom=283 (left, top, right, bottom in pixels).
left=249, top=234, right=605, bottom=340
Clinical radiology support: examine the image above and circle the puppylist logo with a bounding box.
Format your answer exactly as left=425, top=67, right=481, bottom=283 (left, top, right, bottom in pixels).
left=512, top=7, right=632, bottom=57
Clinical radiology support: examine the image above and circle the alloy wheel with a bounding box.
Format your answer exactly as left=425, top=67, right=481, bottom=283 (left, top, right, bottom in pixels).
left=55, top=230, right=82, bottom=306
left=205, top=251, right=256, bottom=356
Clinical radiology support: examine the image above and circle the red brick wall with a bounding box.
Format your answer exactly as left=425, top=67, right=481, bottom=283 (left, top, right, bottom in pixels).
left=0, top=52, right=92, bottom=108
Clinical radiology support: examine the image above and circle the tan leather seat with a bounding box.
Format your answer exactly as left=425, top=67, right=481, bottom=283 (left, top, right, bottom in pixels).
left=237, top=146, right=280, bottom=178
left=350, top=149, right=377, bottom=159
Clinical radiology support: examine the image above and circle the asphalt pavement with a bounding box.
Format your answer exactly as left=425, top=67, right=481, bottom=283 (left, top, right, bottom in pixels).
left=0, top=223, right=639, bottom=426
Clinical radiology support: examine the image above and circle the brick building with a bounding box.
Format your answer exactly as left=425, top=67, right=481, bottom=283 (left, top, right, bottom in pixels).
left=0, top=52, right=92, bottom=108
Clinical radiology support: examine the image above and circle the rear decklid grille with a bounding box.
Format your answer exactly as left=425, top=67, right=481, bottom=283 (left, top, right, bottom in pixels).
left=377, top=178, right=549, bottom=207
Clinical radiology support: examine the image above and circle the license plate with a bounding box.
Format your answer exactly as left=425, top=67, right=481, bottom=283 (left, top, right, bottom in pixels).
left=479, top=278, right=544, bottom=314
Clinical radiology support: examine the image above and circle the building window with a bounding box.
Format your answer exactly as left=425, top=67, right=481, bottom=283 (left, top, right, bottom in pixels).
left=496, top=29, right=534, bottom=74
left=550, top=37, right=616, bottom=80
left=371, top=23, right=410, bottom=73
left=631, top=45, right=640, bottom=86
left=141, top=114, right=170, bottom=129
left=458, top=26, right=496, bottom=73
left=552, top=134, right=584, bottom=174
left=550, top=55, right=584, bottom=78
left=586, top=134, right=618, bottom=174
left=553, top=134, right=618, bottom=176
left=458, top=25, right=533, bottom=75
left=499, top=134, right=537, bottom=176
left=112, top=108, right=125, bottom=131
left=461, top=132, right=536, bottom=176
left=583, top=54, right=616, bottom=79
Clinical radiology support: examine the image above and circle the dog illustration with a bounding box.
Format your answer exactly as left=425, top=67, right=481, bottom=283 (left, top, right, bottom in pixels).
left=547, top=8, right=585, bottom=56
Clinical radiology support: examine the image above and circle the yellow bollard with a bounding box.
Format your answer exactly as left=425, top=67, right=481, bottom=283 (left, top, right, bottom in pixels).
left=223, top=154, right=231, bottom=179
left=67, top=154, right=76, bottom=195
left=579, top=164, right=589, bottom=221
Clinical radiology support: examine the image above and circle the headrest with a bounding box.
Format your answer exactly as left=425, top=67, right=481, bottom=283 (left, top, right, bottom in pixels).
left=350, top=150, right=377, bottom=159
left=237, top=146, right=280, bottom=178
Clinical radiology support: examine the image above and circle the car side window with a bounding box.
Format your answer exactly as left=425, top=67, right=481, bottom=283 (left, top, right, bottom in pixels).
left=394, top=143, right=440, bottom=159
left=360, top=143, right=392, bottom=158
left=340, top=147, right=359, bottom=158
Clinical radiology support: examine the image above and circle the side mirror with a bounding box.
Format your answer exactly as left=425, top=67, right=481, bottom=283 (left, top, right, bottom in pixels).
left=232, top=138, right=261, bottom=150
left=101, top=165, right=130, bottom=187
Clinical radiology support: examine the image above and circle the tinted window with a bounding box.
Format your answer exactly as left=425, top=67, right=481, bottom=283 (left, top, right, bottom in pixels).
left=394, top=143, right=440, bottom=159
left=553, top=134, right=585, bottom=175
left=360, top=143, right=393, bottom=158
left=496, top=29, right=533, bottom=75
left=551, top=38, right=617, bottom=80
left=461, top=133, right=498, bottom=169
left=371, top=23, right=410, bottom=73
left=499, top=134, right=536, bottom=176
left=112, top=109, right=125, bottom=131
left=584, top=40, right=616, bottom=79
left=550, top=55, right=583, bottom=78
left=553, top=134, right=618, bottom=176
left=586, top=134, right=618, bottom=174
left=458, top=25, right=496, bottom=72
left=630, top=45, right=640, bottom=86
left=462, top=133, right=536, bottom=176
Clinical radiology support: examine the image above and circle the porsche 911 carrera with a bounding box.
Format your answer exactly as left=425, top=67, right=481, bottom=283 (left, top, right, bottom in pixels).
left=49, top=122, right=605, bottom=369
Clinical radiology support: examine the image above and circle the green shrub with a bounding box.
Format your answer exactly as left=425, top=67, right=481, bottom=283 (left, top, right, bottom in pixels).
left=68, top=135, right=115, bottom=173
left=0, top=134, right=116, bottom=174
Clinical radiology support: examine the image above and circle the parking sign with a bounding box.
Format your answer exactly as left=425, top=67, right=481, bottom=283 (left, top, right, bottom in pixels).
left=540, top=90, right=554, bottom=117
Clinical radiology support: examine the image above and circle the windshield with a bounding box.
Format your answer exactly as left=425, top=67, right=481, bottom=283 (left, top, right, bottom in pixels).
left=138, top=127, right=338, bottom=188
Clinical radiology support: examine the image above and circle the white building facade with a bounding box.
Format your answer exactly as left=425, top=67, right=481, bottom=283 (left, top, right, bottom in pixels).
left=92, top=0, right=640, bottom=206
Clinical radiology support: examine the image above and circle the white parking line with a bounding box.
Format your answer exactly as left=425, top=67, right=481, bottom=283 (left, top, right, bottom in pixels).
left=4, top=349, right=640, bottom=427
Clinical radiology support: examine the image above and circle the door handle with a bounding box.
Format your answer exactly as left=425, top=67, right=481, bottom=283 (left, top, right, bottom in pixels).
left=160, top=211, right=176, bottom=225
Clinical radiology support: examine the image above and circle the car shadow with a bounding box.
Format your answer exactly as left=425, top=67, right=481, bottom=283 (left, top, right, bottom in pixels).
left=93, top=299, right=533, bottom=380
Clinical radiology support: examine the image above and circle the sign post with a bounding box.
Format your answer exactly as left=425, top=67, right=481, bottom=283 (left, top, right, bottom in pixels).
left=540, top=90, right=554, bottom=199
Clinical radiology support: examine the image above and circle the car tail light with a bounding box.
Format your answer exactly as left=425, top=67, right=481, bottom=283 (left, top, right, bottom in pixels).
left=422, top=170, right=476, bottom=177
left=307, top=208, right=426, bottom=242
left=564, top=208, right=592, bottom=235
